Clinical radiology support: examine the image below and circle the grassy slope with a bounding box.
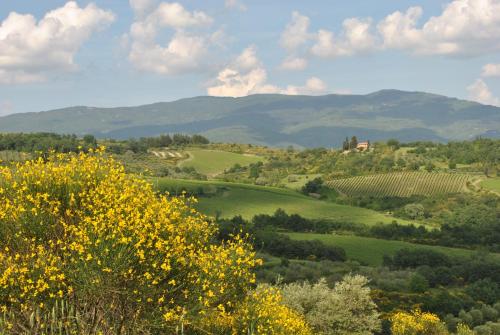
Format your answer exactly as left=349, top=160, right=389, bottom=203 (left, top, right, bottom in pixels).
left=178, top=149, right=263, bottom=175
left=481, top=177, right=500, bottom=193
left=152, top=178, right=419, bottom=226
left=287, top=233, right=500, bottom=266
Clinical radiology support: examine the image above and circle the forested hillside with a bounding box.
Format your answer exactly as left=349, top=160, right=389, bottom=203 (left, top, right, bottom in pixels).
left=1, top=91, right=499, bottom=147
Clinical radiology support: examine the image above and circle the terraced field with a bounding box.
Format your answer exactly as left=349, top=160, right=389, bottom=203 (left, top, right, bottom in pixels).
left=152, top=178, right=420, bottom=226
left=327, top=172, right=471, bottom=197
left=287, top=233, right=500, bottom=266
left=178, top=149, right=263, bottom=175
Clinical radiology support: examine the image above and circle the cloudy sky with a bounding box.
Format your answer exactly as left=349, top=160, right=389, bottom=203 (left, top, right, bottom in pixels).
left=1, top=0, right=500, bottom=115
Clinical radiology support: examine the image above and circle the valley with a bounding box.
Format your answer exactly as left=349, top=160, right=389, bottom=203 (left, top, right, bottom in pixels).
left=1, top=132, right=499, bottom=334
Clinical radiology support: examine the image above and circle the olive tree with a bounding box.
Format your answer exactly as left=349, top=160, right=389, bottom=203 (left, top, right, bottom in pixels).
left=281, top=275, right=381, bottom=335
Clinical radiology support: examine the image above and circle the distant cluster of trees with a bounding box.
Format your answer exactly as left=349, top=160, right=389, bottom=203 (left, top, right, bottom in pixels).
left=217, top=213, right=346, bottom=262
left=107, top=133, right=209, bottom=154
left=341, top=136, right=364, bottom=151
left=254, top=230, right=346, bottom=262
left=0, top=133, right=96, bottom=153
left=402, top=138, right=500, bottom=174
left=0, top=132, right=210, bottom=155
left=383, top=248, right=500, bottom=311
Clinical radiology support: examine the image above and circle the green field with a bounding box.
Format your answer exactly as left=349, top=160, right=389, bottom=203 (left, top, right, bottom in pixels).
left=287, top=233, right=499, bottom=266
left=153, top=178, right=421, bottom=226
left=481, top=177, right=500, bottom=194
left=178, top=149, right=263, bottom=175
left=327, top=172, right=471, bottom=197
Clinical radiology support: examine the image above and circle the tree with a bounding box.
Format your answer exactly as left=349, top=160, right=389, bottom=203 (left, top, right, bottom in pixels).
left=403, top=203, right=426, bottom=220
left=409, top=274, right=429, bottom=293
left=426, top=162, right=436, bottom=172
left=281, top=275, right=381, bottom=335
left=387, top=139, right=400, bottom=149
left=466, top=279, right=500, bottom=305
left=249, top=163, right=261, bottom=178
left=158, top=134, right=172, bottom=147
left=302, top=177, right=324, bottom=194
left=350, top=136, right=358, bottom=150
left=82, top=134, right=97, bottom=147
left=342, top=137, right=350, bottom=151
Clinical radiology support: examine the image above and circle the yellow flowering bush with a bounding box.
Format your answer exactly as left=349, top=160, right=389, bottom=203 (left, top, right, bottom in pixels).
left=0, top=150, right=309, bottom=334
left=390, top=309, right=449, bottom=335
left=230, top=285, right=312, bottom=335
left=456, top=323, right=475, bottom=335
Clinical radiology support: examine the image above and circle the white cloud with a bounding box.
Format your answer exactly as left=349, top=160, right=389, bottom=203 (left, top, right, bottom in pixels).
left=146, top=2, right=212, bottom=29
left=225, top=0, right=247, bottom=11
left=377, top=7, right=424, bottom=51
left=279, top=1, right=500, bottom=68
left=283, top=77, right=327, bottom=95
left=467, top=79, right=500, bottom=106
left=127, top=2, right=216, bottom=75
left=129, top=0, right=157, bottom=18
left=279, top=56, right=308, bottom=71
left=279, top=11, right=376, bottom=68
left=0, top=1, right=115, bottom=84
left=311, top=18, right=377, bottom=58
left=482, top=63, right=500, bottom=77
left=280, top=11, right=311, bottom=51
left=278, top=11, right=311, bottom=71
left=378, top=0, right=500, bottom=56
left=130, top=32, right=207, bottom=75
left=207, top=46, right=327, bottom=97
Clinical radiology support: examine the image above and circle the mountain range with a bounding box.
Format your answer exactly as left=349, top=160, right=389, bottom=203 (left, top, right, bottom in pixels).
left=1, top=89, right=499, bottom=147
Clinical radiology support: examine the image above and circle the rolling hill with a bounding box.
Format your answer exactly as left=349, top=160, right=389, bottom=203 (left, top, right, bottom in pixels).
left=178, top=149, right=263, bottom=176
left=152, top=178, right=423, bottom=226
left=286, top=233, right=500, bottom=266
left=1, top=90, right=499, bottom=147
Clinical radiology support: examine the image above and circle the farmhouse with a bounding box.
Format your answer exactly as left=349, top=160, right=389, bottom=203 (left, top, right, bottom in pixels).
left=357, top=141, right=370, bottom=151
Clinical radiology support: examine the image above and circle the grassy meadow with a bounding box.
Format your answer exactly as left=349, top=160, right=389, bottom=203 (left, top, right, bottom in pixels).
left=153, top=178, right=421, bottom=226
left=287, top=233, right=500, bottom=266
left=481, top=177, right=500, bottom=194
left=178, top=149, right=263, bottom=175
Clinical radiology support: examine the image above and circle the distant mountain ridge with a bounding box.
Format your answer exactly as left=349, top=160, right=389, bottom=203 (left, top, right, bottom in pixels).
left=1, top=89, right=499, bottom=147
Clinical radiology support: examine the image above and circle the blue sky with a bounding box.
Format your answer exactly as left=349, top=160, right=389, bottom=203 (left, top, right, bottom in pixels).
left=0, top=0, right=500, bottom=115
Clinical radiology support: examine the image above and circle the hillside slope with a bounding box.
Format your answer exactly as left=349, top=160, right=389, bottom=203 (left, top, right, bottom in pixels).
left=153, top=178, right=422, bottom=226
left=1, top=90, right=499, bottom=147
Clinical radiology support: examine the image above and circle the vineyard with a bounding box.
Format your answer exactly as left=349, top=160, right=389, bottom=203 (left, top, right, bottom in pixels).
left=326, top=172, right=472, bottom=197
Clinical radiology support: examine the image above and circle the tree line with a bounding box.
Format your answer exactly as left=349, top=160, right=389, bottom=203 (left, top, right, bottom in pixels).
left=0, top=132, right=210, bottom=155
